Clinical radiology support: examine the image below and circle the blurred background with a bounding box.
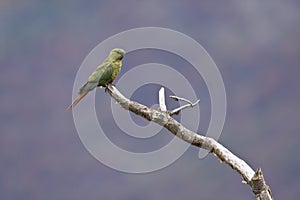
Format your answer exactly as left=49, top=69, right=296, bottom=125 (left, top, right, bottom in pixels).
left=1, top=0, right=300, bottom=199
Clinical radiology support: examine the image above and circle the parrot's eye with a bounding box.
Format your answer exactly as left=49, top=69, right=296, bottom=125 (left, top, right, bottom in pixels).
left=116, top=53, right=123, bottom=60
left=111, top=48, right=125, bottom=58
left=116, top=51, right=124, bottom=59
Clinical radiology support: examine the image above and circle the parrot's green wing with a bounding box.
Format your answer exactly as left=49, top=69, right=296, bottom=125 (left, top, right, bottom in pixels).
left=79, top=62, right=113, bottom=94
left=89, top=62, right=114, bottom=86
left=78, top=82, right=98, bottom=95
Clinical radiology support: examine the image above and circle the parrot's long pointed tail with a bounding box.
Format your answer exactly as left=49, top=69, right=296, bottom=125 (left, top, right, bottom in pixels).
left=66, top=92, right=88, bottom=111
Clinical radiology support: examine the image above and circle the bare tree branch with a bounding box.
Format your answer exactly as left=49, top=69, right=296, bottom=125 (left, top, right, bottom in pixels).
left=250, top=168, right=274, bottom=200
left=158, top=87, right=167, bottom=111
left=106, top=84, right=273, bottom=199
left=169, top=94, right=200, bottom=116
left=169, top=95, right=195, bottom=105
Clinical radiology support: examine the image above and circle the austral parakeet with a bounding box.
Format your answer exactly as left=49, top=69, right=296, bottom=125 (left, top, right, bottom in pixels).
left=66, top=48, right=125, bottom=110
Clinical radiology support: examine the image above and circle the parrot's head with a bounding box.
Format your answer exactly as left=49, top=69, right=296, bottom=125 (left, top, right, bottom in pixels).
left=110, top=48, right=125, bottom=60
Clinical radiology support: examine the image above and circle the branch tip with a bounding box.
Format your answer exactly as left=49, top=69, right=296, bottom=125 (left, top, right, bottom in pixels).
left=169, top=95, right=200, bottom=116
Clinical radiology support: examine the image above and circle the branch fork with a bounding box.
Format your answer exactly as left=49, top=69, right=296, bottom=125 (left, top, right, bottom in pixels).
left=158, top=87, right=200, bottom=115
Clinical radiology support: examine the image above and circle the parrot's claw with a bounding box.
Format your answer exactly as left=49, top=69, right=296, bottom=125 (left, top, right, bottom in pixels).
left=105, top=84, right=114, bottom=93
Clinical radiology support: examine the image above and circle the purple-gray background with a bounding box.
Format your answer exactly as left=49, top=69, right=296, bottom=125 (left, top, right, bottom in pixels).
left=1, top=0, right=299, bottom=199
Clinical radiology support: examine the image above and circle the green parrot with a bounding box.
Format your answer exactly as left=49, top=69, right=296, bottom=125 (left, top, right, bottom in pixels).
left=67, top=48, right=125, bottom=110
